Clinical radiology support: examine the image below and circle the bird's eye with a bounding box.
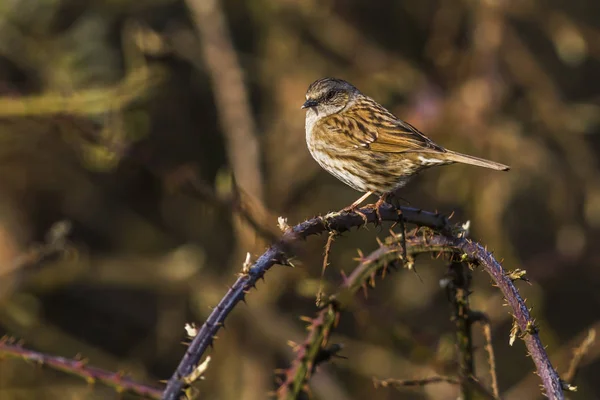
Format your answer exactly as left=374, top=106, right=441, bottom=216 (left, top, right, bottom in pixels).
left=325, top=90, right=336, bottom=101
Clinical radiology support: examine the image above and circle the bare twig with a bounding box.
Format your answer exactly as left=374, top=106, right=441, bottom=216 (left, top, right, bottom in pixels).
left=182, top=172, right=280, bottom=243
left=374, top=375, right=497, bottom=399
left=374, top=375, right=459, bottom=387
left=0, top=337, right=162, bottom=399
left=316, top=231, right=337, bottom=306
left=471, top=311, right=500, bottom=398
left=564, top=328, right=596, bottom=384
left=2, top=220, right=72, bottom=279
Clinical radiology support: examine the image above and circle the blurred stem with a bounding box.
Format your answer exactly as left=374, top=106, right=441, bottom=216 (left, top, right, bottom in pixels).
left=447, top=261, right=475, bottom=400
left=0, top=66, right=164, bottom=117
left=186, top=0, right=266, bottom=255
left=0, top=338, right=162, bottom=399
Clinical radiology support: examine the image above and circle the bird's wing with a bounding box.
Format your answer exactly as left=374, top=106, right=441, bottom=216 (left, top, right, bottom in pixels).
left=322, top=97, right=445, bottom=153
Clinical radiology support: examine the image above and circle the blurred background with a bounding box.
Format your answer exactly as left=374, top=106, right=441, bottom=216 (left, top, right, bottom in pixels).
left=0, top=0, right=599, bottom=399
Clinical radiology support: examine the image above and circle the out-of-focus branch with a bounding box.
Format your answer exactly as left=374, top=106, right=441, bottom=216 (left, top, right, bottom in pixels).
left=564, top=328, right=596, bottom=385
left=0, top=66, right=164, bottom=117
left=161, top=204, right=450, bottom=400
left=186, top=0, right=265, bottom=247
left=445, top=261, right=475, bottom=400
left=0, top=338, right=162, bottom=399
left=293, top=1, right=421, bottom=92
left=165, top=166, right=280, bottom=243
left=373, top=376, right=496, bottom=399
left=374, top=376, right=459, bottom=387
left=471, top=311, right=500, bottom=398
left=1, top=220, right=72, bottom=279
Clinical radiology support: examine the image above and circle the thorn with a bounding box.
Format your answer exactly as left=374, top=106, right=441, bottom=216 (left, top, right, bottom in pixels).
left=509, top=320, right=519, bottom=346
left=184, top=323, right=198, bottom=338
left=182, top=356, right=211, bottom=385
left=277, top=216, right=291, bottom=233
left=381, top=262, right=388, bottom=278
left=369, top=272, right=376, bottom=288
left=240, top=252, right=252, bottom=275
left=562, top=381, right=577, bottom=392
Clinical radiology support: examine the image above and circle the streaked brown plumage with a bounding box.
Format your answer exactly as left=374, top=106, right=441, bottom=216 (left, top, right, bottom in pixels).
left=302, top=78, right=509, bottom=208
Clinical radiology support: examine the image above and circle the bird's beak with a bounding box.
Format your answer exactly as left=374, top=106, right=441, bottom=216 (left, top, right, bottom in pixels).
left=301, top=99, right=318, bottom=109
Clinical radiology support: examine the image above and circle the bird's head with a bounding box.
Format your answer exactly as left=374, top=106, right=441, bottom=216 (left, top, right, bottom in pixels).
left=302, top=78, right=359, bottom=119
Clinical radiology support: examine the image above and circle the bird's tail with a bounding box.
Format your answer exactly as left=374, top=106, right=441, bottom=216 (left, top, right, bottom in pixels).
left=443, top=150, right=510, bottom=171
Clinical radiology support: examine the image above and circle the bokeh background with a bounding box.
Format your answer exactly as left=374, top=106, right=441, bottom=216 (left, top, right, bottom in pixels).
left=0, top=0, right=599, bottom=399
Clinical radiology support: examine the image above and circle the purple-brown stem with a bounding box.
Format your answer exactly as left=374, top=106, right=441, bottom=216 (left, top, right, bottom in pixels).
left=0, top=338, right=162, bottom=399
left=161, top=205, right=449, bottom=400
left=409, top=235, right=564, bottom=399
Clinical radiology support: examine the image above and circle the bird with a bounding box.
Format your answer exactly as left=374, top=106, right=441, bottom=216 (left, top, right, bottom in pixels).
left=302, top=77, right=509, bottom=211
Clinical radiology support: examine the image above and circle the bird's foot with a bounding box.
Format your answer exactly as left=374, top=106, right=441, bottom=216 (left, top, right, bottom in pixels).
left=341, top=204, right=369, bottom=226
left=341, top=191, right=375, bottom=226
left=370, top=194, right=389, bottom=224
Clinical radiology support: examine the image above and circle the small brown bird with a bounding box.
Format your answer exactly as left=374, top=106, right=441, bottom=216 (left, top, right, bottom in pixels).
left=302, top=78, right=509, bottom=210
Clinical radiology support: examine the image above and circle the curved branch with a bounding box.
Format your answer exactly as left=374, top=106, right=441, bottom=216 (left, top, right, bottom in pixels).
left=407, top=234, right=564, bottom=399
left=162, top=205, right=449, bottom=399
left=164, top=205, right=563, bottom=400
left=278, top=233, right=563, bottom=399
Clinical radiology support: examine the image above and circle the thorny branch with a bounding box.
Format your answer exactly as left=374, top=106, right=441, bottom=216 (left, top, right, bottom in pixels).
left=278, top=233, right=497, bottom=400
left=276, top=237, right=410, bottom=399
left=278, top=231, right=564, bottom=399
left=409, top=234, right=565, bottom=399
left=161, top=204, right=449, bottom=399
left=163, top=202, right=564, bottom=400
left=0, top=337, right=162, bottom=399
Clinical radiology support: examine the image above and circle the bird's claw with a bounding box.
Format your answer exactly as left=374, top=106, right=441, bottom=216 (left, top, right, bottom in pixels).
left=370, top=195, right=389, bottom=225
left=342, top=205, right=369, bottom=227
